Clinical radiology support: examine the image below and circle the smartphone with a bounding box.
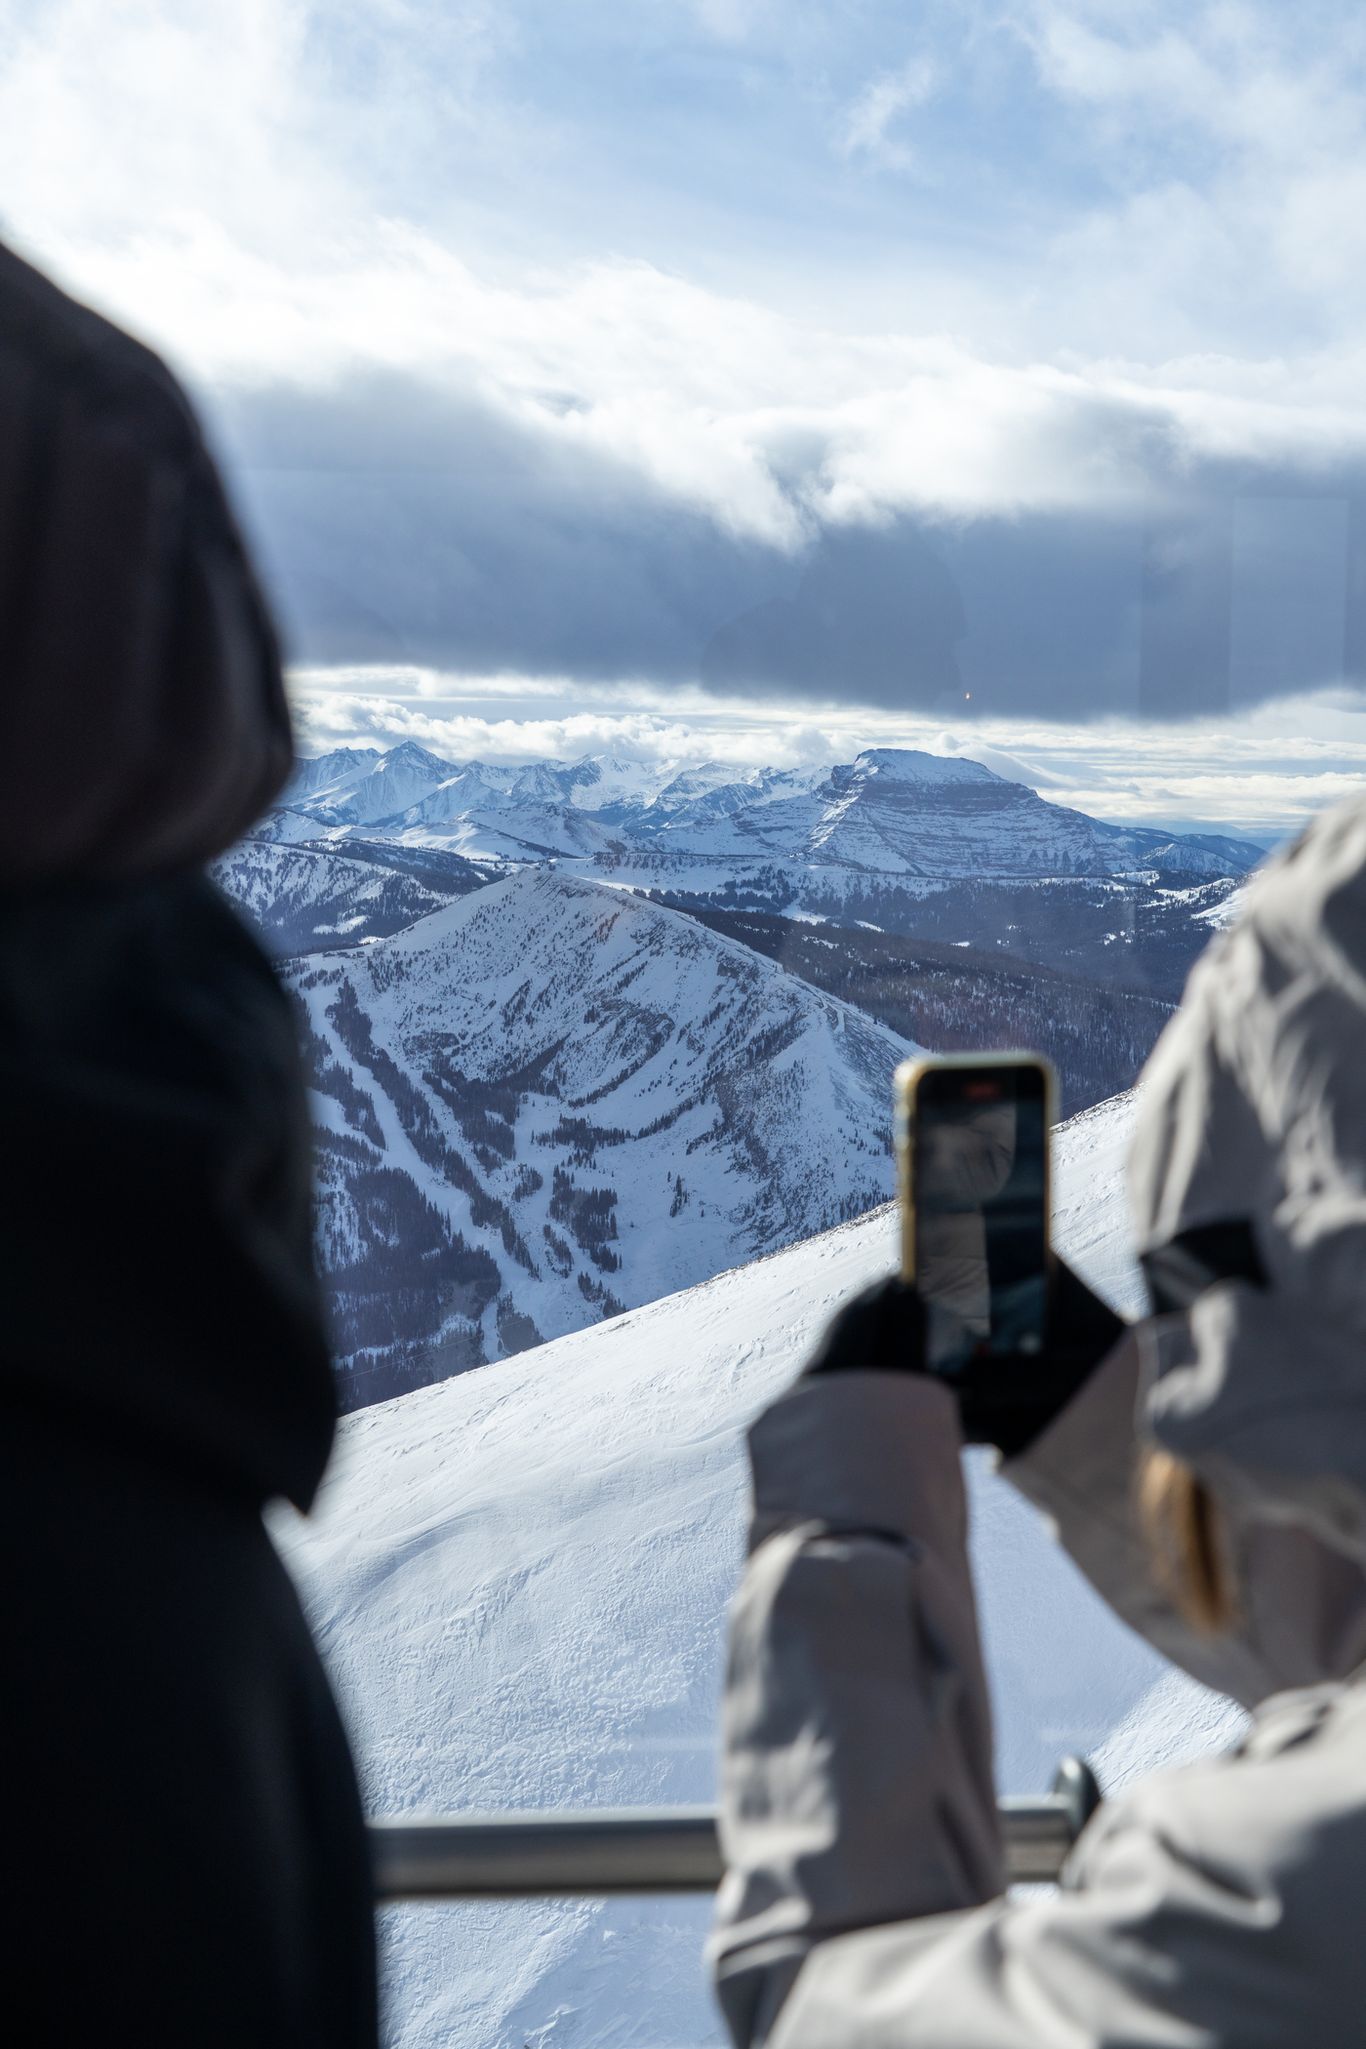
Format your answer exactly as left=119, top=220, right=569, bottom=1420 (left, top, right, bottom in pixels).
left=895, top=1053, right=1056, bottom=1375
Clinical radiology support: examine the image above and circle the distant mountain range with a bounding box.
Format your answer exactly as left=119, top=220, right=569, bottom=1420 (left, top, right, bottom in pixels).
left=275, top=739, right=1262, bottom=883
left=216, top=740, right=1268, bottom=1407
left=255, top=738, right=1263, bottom=1006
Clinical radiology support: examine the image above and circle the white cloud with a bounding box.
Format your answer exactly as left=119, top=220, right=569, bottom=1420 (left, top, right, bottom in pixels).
left=30, top=212, right=1366, bottom=550
left=1016, top=3, right=1366, bottom=346
left=5, top=0, right=1366, bottom=558
left=931, top=732, right=1070, bottom=788
left=0, top=0, right=507, bottom=264
left=292, top=691, right=841, bottom=774
left=838, top=56, right=938, bottom=170
left=7, top=0, right=1366, bottom=729
left=289, top=667, right=1366, bottom=838
left=689, top=0, right=773, bottom=41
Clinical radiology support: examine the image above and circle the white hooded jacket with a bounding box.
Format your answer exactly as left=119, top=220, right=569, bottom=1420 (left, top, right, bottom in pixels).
left=710, top=797, right=1366, bottom=2047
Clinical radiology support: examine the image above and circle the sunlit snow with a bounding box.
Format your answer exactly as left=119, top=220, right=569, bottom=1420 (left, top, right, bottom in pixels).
left=277, top=1087, right=1244, bottom=2049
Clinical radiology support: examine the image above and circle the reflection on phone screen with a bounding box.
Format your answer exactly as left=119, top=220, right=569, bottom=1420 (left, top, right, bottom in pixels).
left=915, top=1069, right=1047, bottom=1374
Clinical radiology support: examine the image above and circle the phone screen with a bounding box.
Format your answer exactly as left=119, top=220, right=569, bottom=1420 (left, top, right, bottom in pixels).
left=912, top=1063, right=1050, bottom=1375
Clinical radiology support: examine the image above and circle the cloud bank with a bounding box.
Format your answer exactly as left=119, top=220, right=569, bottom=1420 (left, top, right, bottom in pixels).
left=287, top=669, right=1366, bottom=840
left=4, top=1, right=1366, bottom=722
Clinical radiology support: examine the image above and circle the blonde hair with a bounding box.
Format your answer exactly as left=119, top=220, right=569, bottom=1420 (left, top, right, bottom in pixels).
left=1138, top=1447, right=1237, bottom=1635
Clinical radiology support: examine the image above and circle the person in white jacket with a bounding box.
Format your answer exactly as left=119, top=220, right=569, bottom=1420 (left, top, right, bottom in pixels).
left=710, top=795, right=1366, bottom=2047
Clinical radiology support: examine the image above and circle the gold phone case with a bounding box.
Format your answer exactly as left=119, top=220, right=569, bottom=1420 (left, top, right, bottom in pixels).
left=894, top=1052, right=1058, bottom=1285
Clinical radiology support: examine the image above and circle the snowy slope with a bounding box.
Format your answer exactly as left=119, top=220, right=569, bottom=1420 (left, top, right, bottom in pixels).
left=396, top=791, right=619, bottom=863
left=278, top=1088, right=1245, bottom=2049
left=289, top=869, right=914, bottom=1404
left=214, top=837, right=502, bottom=955
left=287, top=741, right=458, bottom=826
left=284, top=744, right=385, bottom=808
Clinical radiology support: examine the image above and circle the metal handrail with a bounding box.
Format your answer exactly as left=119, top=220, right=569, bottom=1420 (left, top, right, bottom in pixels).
left=370, top=1759, right=1101, bottom=1899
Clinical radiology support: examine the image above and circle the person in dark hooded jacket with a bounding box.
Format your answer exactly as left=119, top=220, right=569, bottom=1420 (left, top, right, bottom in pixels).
left=0, top=241, right=377, bottom=2046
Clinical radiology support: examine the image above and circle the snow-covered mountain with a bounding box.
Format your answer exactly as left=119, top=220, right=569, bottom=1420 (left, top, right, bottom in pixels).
left=209, top=740, right=1272, bottom=1420
left=592, top=745, right=1258, bottom=884
left=284, top=741, right=459, bottom=826
left=262, top=742, right=1263, bottom=1006
left=397, top=785, right=618, bottom=863
left=280, top=742, right=1263, bottom=885
left=689, top=905, right=1175, bottom=1116
left=284, top=744, right=386, bottom=808
left=214, top=837, right=503, bottom=956
left=288, top=868, right=912, bottom=1405
left=277, top=1088, right=1244, bottom=2049
left=612, top=748, right=1119, bottom=874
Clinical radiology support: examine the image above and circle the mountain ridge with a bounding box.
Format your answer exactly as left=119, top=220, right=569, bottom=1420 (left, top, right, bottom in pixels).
left=207, top=741, right=1272, bottom=1412
left=284, top=742, right=1264, bottom=883
left=288, top=867, right=916, bottom=1404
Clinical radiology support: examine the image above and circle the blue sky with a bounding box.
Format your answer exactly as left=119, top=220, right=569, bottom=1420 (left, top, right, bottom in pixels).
left=4, top=0, right=1366, bottom=832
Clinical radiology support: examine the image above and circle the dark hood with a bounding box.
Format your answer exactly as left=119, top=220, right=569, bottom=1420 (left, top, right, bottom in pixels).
left=0, top=875, right=336, bottom=1510
left=0, top=239, right=292, bottom=882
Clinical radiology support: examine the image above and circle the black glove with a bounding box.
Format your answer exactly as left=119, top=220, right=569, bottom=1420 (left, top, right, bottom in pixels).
left=801, top=1273, right=926, bottom=1376
left=802, top=1260, right=1126, bottom=1459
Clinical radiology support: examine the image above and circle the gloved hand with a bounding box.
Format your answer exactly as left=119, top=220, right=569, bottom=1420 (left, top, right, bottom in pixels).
left=802, top=1259, right=1127, bottom=1458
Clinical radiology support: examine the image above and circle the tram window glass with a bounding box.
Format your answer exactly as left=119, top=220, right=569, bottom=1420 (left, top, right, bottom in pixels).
left=11, top=1, right=1363, bottom=2038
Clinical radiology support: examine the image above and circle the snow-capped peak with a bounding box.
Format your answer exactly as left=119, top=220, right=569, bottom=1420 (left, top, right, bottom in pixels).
left=849, top=748, right=1002, bottom=785
left=560, top=755, right=682, bottom=810
left=285, top=745, right=386, bottom=806
left=284, top=740, right=457, bottom=827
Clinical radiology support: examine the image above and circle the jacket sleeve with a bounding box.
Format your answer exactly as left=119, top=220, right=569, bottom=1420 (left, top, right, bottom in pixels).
left=709, top=1366, right=1358, bottom=2049
left=721, top=1777, right=1351, bottom=2049
left=709, top=1369, right=1002, bottom=2043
